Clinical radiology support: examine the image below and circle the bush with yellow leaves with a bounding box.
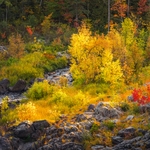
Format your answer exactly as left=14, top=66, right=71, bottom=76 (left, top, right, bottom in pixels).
left=17, top=102, right=36, bottom=121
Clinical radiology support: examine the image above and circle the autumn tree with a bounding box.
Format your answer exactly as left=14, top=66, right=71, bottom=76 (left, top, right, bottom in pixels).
left=137, top=0, right=149, bottom=15
left=121, top=18, right=135, bottom=48
left=69, top=23, right=123, bottom=85
left=8, top=33, right=25, bottom=59
left=111, top=0, right=128, bottom=20
left=41, top=13, right=52, bottom=36
left=121, top=18, right=145, bottom=82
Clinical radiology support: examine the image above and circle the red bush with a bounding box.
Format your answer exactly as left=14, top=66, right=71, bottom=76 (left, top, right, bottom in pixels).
left=132, top=85, right=150, bottom=105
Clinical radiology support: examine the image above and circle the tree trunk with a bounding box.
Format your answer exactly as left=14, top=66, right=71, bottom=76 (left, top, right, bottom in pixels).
left=108, top=0, right=110, bottom=32
left=39, top=0, right=42, bottom=6
left=127, top=0, right=130, bottom=17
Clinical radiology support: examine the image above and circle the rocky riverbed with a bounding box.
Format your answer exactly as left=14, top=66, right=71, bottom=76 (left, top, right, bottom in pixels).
left=0, top=67, right=73, bottom=103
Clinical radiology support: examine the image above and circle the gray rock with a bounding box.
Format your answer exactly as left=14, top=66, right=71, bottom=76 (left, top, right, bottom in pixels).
left=79, top=121, right=93, bottom=130
left=10, top=137, right=21, bottom=150
left=0, top=136, right=12, bottom=150
left=91, top=145, right=104, bottom=150
left=75, top=114, right=87, bottom=122
left=94, top=102, right=121, bottom=122
left=128, top=95, right=133, bottom=101
left=32, top=120, right=50, bottom=130
left=18, top=142, right=36, bottom=150
left=38, top=144, right=53, bottom=150
left=0, top=78, right=10, bottom=94
left=140, top=104, right=150, bottom=113
left=117, top=127, right=136, bottom=138
left=9, top=79, right=27, bottom=92
left=13, top=122, right=34, bottom=139
left=87, top=104, right=95, bottom=112
left=112, top=136, right=123, bottom=145
left=125, top=115, right=134, bottom=121
left=61, top=142, right=84, bottom=150
left=0, top=46, right=7, bottom=51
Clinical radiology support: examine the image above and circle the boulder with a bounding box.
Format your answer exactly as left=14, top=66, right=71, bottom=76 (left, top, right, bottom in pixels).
left=32, top=120, right=50, bottom=130
left=94, top=102, right=122, bottom=122
left=61, top=142, right=84, bottom=150
left=140, top=104, right=150, bottom=114
left=0, top=136, right=12, bottom=150
left=13, top=122, right=34, bottom=139
left=112, top=136, right=124, bottom=145
left=9, top=79, right=27, bottom=92
left=117, top=127, right=136, bottom=138
left=0, top=46, right=7, bottom=51
left=0, top=78, right=10, bottom=94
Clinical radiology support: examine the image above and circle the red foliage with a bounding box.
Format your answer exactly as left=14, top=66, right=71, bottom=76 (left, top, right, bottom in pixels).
left=43, top=53, right=55, bottom=60
left=63, top=12, right=73, bottom=23
left=111, top=0, right=128, bottom=18
left=137, top=0, right=149, bottom=14
left=132, top=85, right=150, bottom=105
left=26, top=26, right=33, bottom=36
left=1, top=32, right=6, bottom=39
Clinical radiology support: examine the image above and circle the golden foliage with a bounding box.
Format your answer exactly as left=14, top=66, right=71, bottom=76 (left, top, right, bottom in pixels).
left=8, top=33, right=25, bottom=59
left=41, top=13, right=52, bottom=35
left=69, top=22, right=124, bottom=85
left=59, top=76, right=68, bottom=87
left=17, top=102, right=36, bottom=121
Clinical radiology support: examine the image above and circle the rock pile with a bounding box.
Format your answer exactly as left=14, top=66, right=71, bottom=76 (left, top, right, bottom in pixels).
left=1, top=102, right=150, bottom=150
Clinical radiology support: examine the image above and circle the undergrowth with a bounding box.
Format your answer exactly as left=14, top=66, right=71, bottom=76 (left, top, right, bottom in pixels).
left=1, top=77, right=150, bottom=148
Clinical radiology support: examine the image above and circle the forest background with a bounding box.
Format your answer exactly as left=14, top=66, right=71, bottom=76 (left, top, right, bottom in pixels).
left=0, top=0, right=150, bottom=132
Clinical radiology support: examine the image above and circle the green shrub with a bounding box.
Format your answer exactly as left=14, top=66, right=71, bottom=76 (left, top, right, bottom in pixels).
left=1, top=96, right=9, bottom=115
left=0, top=62, right=44, bottom=85
left=50, top=90, right=75, bottom=108
left=25, top=38, right=44, bottom=53
left=0, top=96, right=17, bottom=125
left=0, top=52, right=46, bottom=84
left=90, top=122, right=100, bottom=134
left=103, top=120, right=115, bottom=131
left=26, top=80, right=54, bottom=100
left=120, top=102, right=130, bottom=112
left=83, top=83, right=109, bottom=95
left=131, top=103, right=140, bottom=114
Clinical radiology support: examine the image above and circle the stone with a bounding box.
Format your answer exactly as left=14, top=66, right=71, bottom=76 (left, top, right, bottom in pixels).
left=94, top=102, right=121, bottom=122
left=0, top=78, right=10, bottom=94
left=32, top=120, right=50, bottom=130
left=125, top=115, right=134, bottom=121
left=0, top=46, right=7, bottom=51
left=13, top=122, right=34, bottom=139
left=10, top=137, right=21, bottom=150
left=87, top=104, right=95, bottom=112
left=75, top=114, right=87, bottom=122
left=61, top=142, right=84, bottom=150
left=0, top=136, right=12, bottom=150
left=140, top=104, right=150, bottom=114
left=91, top=145, right=104, bottom=150
left=112, top=136, right=123, bottom=145
left=18, top=142, right=36, bottom=150
left=117, top=127, right=136, bottom=138
left=9, top=79, right=27, bottom=92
